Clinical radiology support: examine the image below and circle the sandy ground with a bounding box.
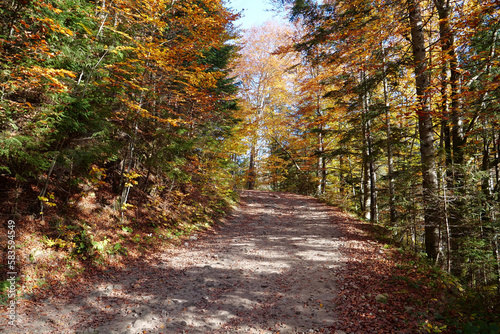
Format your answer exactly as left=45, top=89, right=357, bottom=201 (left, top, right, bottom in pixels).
left=2, top=190, right=349, bottom=334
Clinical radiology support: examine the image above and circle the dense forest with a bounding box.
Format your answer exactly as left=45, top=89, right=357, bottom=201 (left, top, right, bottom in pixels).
left=1, top=0, right=499, bottom=329
left=234, top=0, right=500, bottom=323
left=0, top=0, right=240, bottom=227
left=237, top=0, right=500, bottom=299
left=0, top=0, right=243, bottom=306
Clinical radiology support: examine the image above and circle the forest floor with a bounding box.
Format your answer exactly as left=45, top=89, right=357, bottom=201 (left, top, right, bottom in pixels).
left=1, top=190, right=453, bottom=333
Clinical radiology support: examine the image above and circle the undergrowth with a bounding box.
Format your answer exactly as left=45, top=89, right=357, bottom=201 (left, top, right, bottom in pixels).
left=319, top=193, right=500, bottom=333
left=0, top=176, right=239, bottom=306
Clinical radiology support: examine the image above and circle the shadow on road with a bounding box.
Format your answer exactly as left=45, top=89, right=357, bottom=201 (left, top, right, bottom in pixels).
left=5, top=190, right=356, bottom=334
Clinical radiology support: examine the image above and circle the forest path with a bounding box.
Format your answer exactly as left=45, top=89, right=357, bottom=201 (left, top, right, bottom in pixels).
left=3, top=190, right=403, bottom=334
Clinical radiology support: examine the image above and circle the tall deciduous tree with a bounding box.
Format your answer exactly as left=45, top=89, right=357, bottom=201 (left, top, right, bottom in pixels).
left=233, top=21, right=298, bottom=190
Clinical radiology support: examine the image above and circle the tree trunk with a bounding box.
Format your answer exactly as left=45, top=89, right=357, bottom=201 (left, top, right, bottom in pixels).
left=435, top=0, right=466, bottom=272
left=315, top=93, right=327, bottom=195
left=361, top=69, right=377, bottom=223
left=382, top=44, right=396, bottom=225
left=362, top=157, right=371, bottom=220
left=247, top=145, right=256, bottom=190
left=361, top=82, right=371, bottom=221
left=369, top=146, right=378, bottom=224
left=317, top=127, right=327, bottom=195
left=407, top=0, right=440, bottom=261
left=321, top=154, right=327, bottom=194
left=433, top=1, right=463, bottom=167
left=494, top=232, right=500, bottom=292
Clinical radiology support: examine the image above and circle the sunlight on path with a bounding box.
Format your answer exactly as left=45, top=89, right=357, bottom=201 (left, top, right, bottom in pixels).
left=3, top=191, right=347, bottom=334
left=150, top=190, right=344, bottom=333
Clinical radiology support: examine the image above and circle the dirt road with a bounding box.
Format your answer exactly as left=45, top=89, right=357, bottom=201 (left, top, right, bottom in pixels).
left=3, top=191, right=353, bottom=333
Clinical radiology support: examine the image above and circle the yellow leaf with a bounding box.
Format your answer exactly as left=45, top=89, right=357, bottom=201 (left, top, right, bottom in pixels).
left=78, top=23, right=93, bottom=35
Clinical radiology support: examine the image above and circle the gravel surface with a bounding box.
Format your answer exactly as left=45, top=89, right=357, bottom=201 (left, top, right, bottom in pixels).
left=2, top=190, right=348, bottom=334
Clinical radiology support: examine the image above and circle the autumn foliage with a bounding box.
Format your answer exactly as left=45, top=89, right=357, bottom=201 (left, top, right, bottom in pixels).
left=234, top=0, right=500, bottom=328
left=1, top=0, right=499, bottom=331
left=0, top=0, right=241, bottom=282
left=0, top=0, right=240, bottom=211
